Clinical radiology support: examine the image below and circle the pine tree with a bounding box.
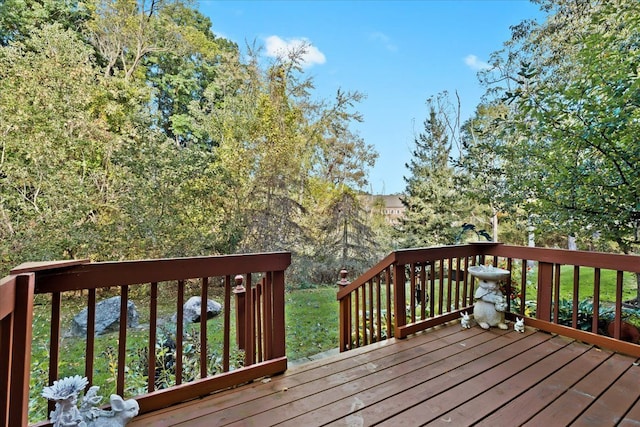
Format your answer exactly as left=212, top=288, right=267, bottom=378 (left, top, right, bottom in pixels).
left=398, top=97, right=467, bottom=248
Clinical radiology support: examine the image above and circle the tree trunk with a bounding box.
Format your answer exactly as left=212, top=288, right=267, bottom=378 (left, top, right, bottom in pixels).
left=491, top=209, right=499, bottom=242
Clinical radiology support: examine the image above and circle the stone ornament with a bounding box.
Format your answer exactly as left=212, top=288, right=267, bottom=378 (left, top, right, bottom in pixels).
left=468, top=265, right=510, bottom=330
left=43, top=376, right=138, bottom=427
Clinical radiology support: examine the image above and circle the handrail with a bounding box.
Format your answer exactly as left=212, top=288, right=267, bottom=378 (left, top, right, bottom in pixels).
left=339, top=243, right=640, bottom=357
left=5, top=252, right=291, bottom=425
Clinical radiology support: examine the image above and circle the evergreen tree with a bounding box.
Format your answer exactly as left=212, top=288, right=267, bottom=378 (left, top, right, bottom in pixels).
left=398, top=95, right=468, bottom=248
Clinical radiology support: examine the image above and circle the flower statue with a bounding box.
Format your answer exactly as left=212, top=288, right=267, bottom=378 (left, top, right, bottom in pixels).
left=42, top=375, right=88, bottom=427
left=43, top=376, right=139, bottom=427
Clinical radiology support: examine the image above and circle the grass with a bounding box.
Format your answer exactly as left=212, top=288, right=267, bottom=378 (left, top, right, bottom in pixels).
left=285, top=287, right=339, bottom=361
left=556, top=265, right=638, bottom=302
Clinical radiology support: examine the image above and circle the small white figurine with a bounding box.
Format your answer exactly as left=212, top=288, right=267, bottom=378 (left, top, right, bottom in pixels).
left=514, top=317, right=525, bottom=333
left=460, top=311, right=471, bottom=329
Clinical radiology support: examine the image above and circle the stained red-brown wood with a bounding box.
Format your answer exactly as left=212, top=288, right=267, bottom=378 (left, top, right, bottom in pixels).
left=523, top=352, right=638, bottom=426
left=129, top=323, right=640, bottom=427
left=148, top=283, right=158, bottom=392
left=0, top=276, right=16, bottom=427
left=176, top=280, right=185, bottom=385
left=200, top=277, right=208, bottom=378
left=47, top=291, right=61, bottom=416
left=223, top=275, right=231, bottom=372
left=8, top=274, right=34, bottom=427
left=117, top=286, right=129, bottom=396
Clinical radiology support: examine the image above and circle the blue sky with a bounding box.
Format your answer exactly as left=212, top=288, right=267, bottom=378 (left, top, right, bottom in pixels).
left=198, top=1, right=544, bottom=194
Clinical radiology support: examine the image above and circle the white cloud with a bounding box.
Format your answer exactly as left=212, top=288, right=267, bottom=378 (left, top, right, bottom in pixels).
left=265, top=35, right=326, bottom=68
left=369, top=31, right=397, bottom=52
left=464, top=54, right=491, bottom=71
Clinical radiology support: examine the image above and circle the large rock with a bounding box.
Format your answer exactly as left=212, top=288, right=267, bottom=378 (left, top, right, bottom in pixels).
left=71, top=296, right=139, bottom=336
left=173, top=296, right=222, bottom=324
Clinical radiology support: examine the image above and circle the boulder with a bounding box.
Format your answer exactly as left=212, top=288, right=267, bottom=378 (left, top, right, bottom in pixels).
left=71, top=296, right=139, bottom=337
left=173, top=296, right=222, bottom=324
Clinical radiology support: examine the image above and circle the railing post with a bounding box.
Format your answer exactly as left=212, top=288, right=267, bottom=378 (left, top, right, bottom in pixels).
left=337, top=270, right=352, bottom=352
left=9, top=273, right=35, bottom=427
left=233, top=275, right=246, bottom=350
left=393, top=263, right=406, bottom=338
left=537, top=262, right=553, bottom=322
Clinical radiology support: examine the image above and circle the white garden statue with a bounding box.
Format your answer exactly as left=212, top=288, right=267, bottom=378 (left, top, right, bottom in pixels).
left=468, top=265, right=510, bottom=330
left=43, top=376, right=138, bottom=427
left=514, top=317, right=525, bottom=333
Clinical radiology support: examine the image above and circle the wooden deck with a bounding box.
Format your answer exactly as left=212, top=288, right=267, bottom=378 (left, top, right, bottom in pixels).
left=130, top=322, right=640, bottom=427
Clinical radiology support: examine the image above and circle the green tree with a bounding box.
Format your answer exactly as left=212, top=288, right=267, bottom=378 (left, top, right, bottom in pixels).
left=0, top=24, right=122, bottom=264
left=0, top=0, right=91, bottom=46
left=398, top=93, right=470, bottom=248
left=481, top=0, right=639, bottom=254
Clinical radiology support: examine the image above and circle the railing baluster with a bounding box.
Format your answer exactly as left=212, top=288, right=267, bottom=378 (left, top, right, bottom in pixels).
left=148, top=282, right=158, bottom=392
left=176, top=280, right=184, bottom=385
left=362, top=283, right=368, bottom=346
left=368, top=279, right=374, bottom=342
left=429, top=262, right=435, bottom=318
left=454, top=257, right=461, bottom=310
left=409, top=264, right=416, bottom=323
left=592, top=268, right=601, bottom=334
left=419, top=263, right=427, bottom=319
left=505, top=258, right=513, bottom=313
left=85, top=288, right=96, bottom=386
left=375, top=274, right=382, bottom=342
left=553, top=265, right=561, bottom=322
left=437, top=260, right=444, bottom=315
left=264, top=274, right=273, bottom=360
left=446, top=258, right=453, bottom=312
left=48, top=291, right=61, bottom=416
left=117, top=286, right=128, bottom=396
left=223, top=275, right=231, bottom=372
left=393, top=264, right=406, bottom=336
left=255, top=279, right=263, bottom=363
left=385, top=267, right=392, bottom=340
left=244, top=273, right=254, bottom=366
left=200, top=277, right=208, bottom=378
left=613, top=271, right=624, bottom=340
left=521, top=260, right=528, bottom=318
left=463, top=257, right=470, bottom=306
left=354, top=288, right=360, bottom=348
left=572, top=266, right=580, bottom=329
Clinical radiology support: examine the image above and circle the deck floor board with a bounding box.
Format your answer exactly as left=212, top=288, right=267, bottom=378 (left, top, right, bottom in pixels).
left=130, top=323, right=640, bottom=427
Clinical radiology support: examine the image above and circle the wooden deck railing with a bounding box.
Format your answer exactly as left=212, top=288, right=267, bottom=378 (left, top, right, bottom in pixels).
left=338, top=243, right=640, bottom=357
left=4, top=252, right=290, bottom=426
